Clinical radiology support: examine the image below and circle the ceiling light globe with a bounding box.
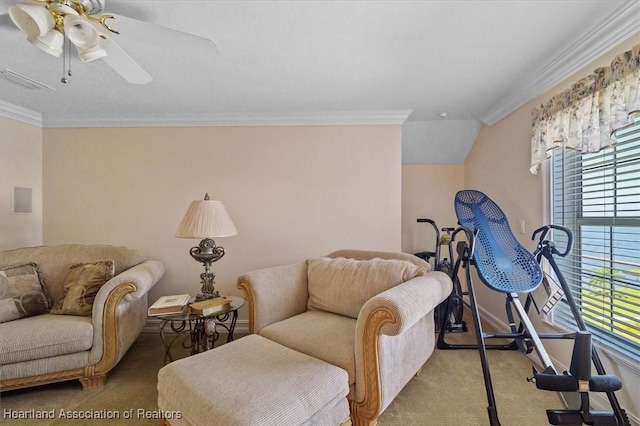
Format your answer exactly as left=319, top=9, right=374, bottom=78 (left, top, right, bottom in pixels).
left=27, top=29, right=64, bottom=57
left=63, top=15, right=106, bottom=62
left=77, top=45, right=107, bottom=62
left=8, top=3, right=55, bottom=38
left=64, top=15, right=100, bottom=48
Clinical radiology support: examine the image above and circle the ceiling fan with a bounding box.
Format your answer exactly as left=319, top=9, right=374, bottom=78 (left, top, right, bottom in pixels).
left=4, top=0, right=218, bottom=84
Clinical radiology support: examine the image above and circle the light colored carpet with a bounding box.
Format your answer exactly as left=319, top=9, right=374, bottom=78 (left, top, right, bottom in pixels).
left=380, top=330, right=562, bottom=425
left=0, top=329, right=562, bottom=425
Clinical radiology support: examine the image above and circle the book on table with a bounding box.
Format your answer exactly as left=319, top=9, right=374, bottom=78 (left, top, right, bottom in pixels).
left=148, top=294, right=191, bottom=316
left=189, top=297, right=232, bottom=316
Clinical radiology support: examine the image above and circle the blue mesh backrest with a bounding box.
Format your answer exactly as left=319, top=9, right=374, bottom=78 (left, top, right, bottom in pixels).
left=455, top=190, right=542, bottom=294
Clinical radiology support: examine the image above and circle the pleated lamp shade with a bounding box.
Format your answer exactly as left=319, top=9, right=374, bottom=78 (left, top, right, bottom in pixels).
left=175, top=195, right=238, bottom=238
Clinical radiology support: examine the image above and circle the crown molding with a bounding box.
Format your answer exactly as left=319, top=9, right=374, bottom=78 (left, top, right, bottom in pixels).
left=481, top=0, right=640, bottom=126
left=41, top=110, right=413, bottom=128
left=0, top=101, right=42, bottom=127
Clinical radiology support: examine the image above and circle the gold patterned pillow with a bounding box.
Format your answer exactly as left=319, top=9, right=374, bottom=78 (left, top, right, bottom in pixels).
left=50, top=260, right=115, bottom=316
left=0, top=263, right=51, bottom=323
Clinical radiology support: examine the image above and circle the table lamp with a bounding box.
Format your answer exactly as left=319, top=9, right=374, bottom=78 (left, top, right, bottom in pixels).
left=175, top=193, right=238, bottom=300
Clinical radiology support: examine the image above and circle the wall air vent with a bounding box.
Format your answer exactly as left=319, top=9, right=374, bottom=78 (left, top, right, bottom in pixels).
left=1, top=68, right=55, bottom=90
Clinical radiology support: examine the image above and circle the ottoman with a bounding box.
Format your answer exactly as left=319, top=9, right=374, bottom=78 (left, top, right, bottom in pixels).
left=157, top=334, right=351, bottom=426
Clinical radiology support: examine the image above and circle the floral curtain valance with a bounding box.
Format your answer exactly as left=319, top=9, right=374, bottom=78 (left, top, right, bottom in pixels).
left=530, top=43, right=640, bottom=174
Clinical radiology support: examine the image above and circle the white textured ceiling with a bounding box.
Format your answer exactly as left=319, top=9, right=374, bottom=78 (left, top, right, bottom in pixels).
left=1, top=1, right=638, bottom=163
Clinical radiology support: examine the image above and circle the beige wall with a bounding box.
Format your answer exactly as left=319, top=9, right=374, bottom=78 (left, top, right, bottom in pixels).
left=0, top=117, right=43, bottom=250
left=42, top=125, right=402, bottom=307
left=401, top=164, right=465, bottom=260
left=465, top=33, right=640, bottom=422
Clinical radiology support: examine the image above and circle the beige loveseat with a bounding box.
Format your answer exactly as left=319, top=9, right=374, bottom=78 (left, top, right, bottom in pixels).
left=237, top=249, right=452, bottom=425
left=0, top=244, right=164, bottom=391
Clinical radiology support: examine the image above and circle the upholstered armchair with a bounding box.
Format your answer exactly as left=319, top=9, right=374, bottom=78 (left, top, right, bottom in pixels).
left=237, top=249, right=452, bottom=426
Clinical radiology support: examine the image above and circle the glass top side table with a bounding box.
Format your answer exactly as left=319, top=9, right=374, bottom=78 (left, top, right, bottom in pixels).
left=155, top=295, right=245, bottom=363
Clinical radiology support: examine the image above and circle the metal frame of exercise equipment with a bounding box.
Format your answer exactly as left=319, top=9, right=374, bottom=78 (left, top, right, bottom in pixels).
left=436, top=190, right=629, bottom=426
left=414, top=218, right=467, bottom=333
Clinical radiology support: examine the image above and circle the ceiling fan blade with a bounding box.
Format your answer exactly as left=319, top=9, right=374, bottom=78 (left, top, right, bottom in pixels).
left=108, top=13, right=219, bottom=56
left=98, top=33, right=152, bottom=84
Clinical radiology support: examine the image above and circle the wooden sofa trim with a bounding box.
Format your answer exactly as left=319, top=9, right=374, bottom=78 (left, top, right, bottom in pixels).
left=92, top=283, right=137, bottom=377
left=237, top=280, right=255, bottom=333
left=350, top=306, right=395, bottom=426
left=0, top=283, right=136, bottom=392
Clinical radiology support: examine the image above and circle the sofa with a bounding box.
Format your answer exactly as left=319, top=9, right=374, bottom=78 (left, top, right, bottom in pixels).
left=0, top=244, right=164, bottom=391
left=237, top=249, right=452, bottom=425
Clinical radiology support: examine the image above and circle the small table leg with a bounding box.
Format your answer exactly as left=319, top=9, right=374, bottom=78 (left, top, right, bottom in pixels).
left=160, top=319, right=189, bottom=364
left=158, top=309, right=240, bottom=363
left=213, top=310, right=239, bottom=343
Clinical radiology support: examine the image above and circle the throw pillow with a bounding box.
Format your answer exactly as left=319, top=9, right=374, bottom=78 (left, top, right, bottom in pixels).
left=50, top=260, right=115, bottom=316
left=306, top=256, right=427, bottom=319
left=0, top=263, right=51, bottom=324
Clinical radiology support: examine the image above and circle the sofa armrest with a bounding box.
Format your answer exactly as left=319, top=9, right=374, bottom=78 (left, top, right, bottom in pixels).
left=350, top=271, right=452, bottom=423
left=96, top=260, right=166, bottom=303
left=365, top=271, right=452, bottom=336
left=237, top=262, right=309, bottom=333
left=89, top=260, right=165, bottom=374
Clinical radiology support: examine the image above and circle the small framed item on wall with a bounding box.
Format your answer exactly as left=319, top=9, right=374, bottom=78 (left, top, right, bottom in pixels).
left=13, top=187, right=32, bottom=214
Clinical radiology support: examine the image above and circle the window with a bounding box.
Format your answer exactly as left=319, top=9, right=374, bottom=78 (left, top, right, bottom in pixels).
left=551, top=116, right=640, bottom=360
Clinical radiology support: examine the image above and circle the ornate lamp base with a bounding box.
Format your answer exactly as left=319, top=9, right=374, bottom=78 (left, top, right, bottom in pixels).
left=195, top=270, right=219, bottom=301
left=189, top=238, right=225, bottom=300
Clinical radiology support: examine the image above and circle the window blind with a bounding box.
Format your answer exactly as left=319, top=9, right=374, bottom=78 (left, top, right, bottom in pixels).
left=552, top=116, right=640, bottom=361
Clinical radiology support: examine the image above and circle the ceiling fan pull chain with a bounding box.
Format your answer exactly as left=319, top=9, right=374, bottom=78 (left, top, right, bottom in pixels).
left=61, top=38, right=71, bottom=84
left=67, top=39, right=72, bottom=78
left=61, top=39, right=66, bottom=83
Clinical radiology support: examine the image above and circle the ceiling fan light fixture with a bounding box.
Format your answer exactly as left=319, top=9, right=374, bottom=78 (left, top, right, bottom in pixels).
left=77, top=43, right=107, bottom=62
left=27, top=29, right=64, bottom=57
left=80, top=0, right=106, bottom=15
left=8, top=2, right=55, bottom=38
left=64, top=15, right=107, bottom=62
